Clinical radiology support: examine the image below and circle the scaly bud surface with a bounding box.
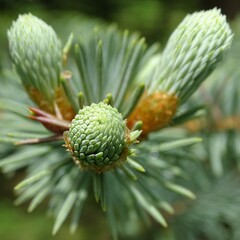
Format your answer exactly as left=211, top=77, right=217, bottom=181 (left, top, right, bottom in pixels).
left=128, top=9, right=233, bottom=135
left=8, top=14, right=75, bottom=120
left=8, top=13, right=62, bottom=102
left=64, top=103, right=128, bottom=172
left=149, top=8, right=233, bottom=102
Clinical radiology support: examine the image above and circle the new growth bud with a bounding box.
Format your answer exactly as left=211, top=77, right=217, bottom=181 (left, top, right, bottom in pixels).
left=8, top=14, right=75, bottom=120
left=64, top=103, right=129, bottom=172
left=8, top=14, right=62, bottom=102
left=150, top=8, right=233, bottom=102
left=128, top=8, right=233, bottom=135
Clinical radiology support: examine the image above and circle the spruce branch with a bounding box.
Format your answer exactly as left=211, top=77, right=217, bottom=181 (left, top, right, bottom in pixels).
left=0, top=9, right=234, bottom=239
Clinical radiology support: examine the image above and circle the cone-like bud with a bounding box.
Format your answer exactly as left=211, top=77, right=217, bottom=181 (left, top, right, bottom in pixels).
left=64, top=102, right=128, bottom=172
left=8, top=13, right=62, bottom=101
left=7, top=14, right=75, bottom=119
left=149, top=8, right=233, bottom=102
left=128, top=8, right=233, bottom=135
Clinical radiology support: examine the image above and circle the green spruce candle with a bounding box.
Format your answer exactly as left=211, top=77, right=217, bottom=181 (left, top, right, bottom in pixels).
left=128, top=8, right=233, bottom=134
left=64, top=102, right=129, bottom=172
left=7, top=14, right=74, bottom=120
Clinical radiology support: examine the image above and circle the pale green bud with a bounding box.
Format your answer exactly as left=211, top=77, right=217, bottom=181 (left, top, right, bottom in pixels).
left=64, top=102, right=127, bottom=172
left=7, top=13, right=62, bottom=102
left=149, top=8, right=233, bottom=103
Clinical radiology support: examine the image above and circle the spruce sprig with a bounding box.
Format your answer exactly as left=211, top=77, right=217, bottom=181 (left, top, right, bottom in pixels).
left=0, top=9, right=233, bottom=239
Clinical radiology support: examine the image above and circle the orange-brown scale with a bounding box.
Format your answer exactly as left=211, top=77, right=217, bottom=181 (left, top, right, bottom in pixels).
left=26, top=86, right=75, bottom=121
left=127, top=91, right=178, bottom=135
left=54, top=86, right=76, bottom=121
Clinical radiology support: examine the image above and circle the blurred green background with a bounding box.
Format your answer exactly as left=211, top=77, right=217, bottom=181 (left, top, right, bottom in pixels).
left=0, top=0, right=240, bottom=239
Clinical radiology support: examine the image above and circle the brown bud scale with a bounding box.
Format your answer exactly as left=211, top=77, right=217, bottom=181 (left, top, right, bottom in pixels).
left=127, top=91, right=178, bottom=135
left=26, top=86, right=75, bottom=121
